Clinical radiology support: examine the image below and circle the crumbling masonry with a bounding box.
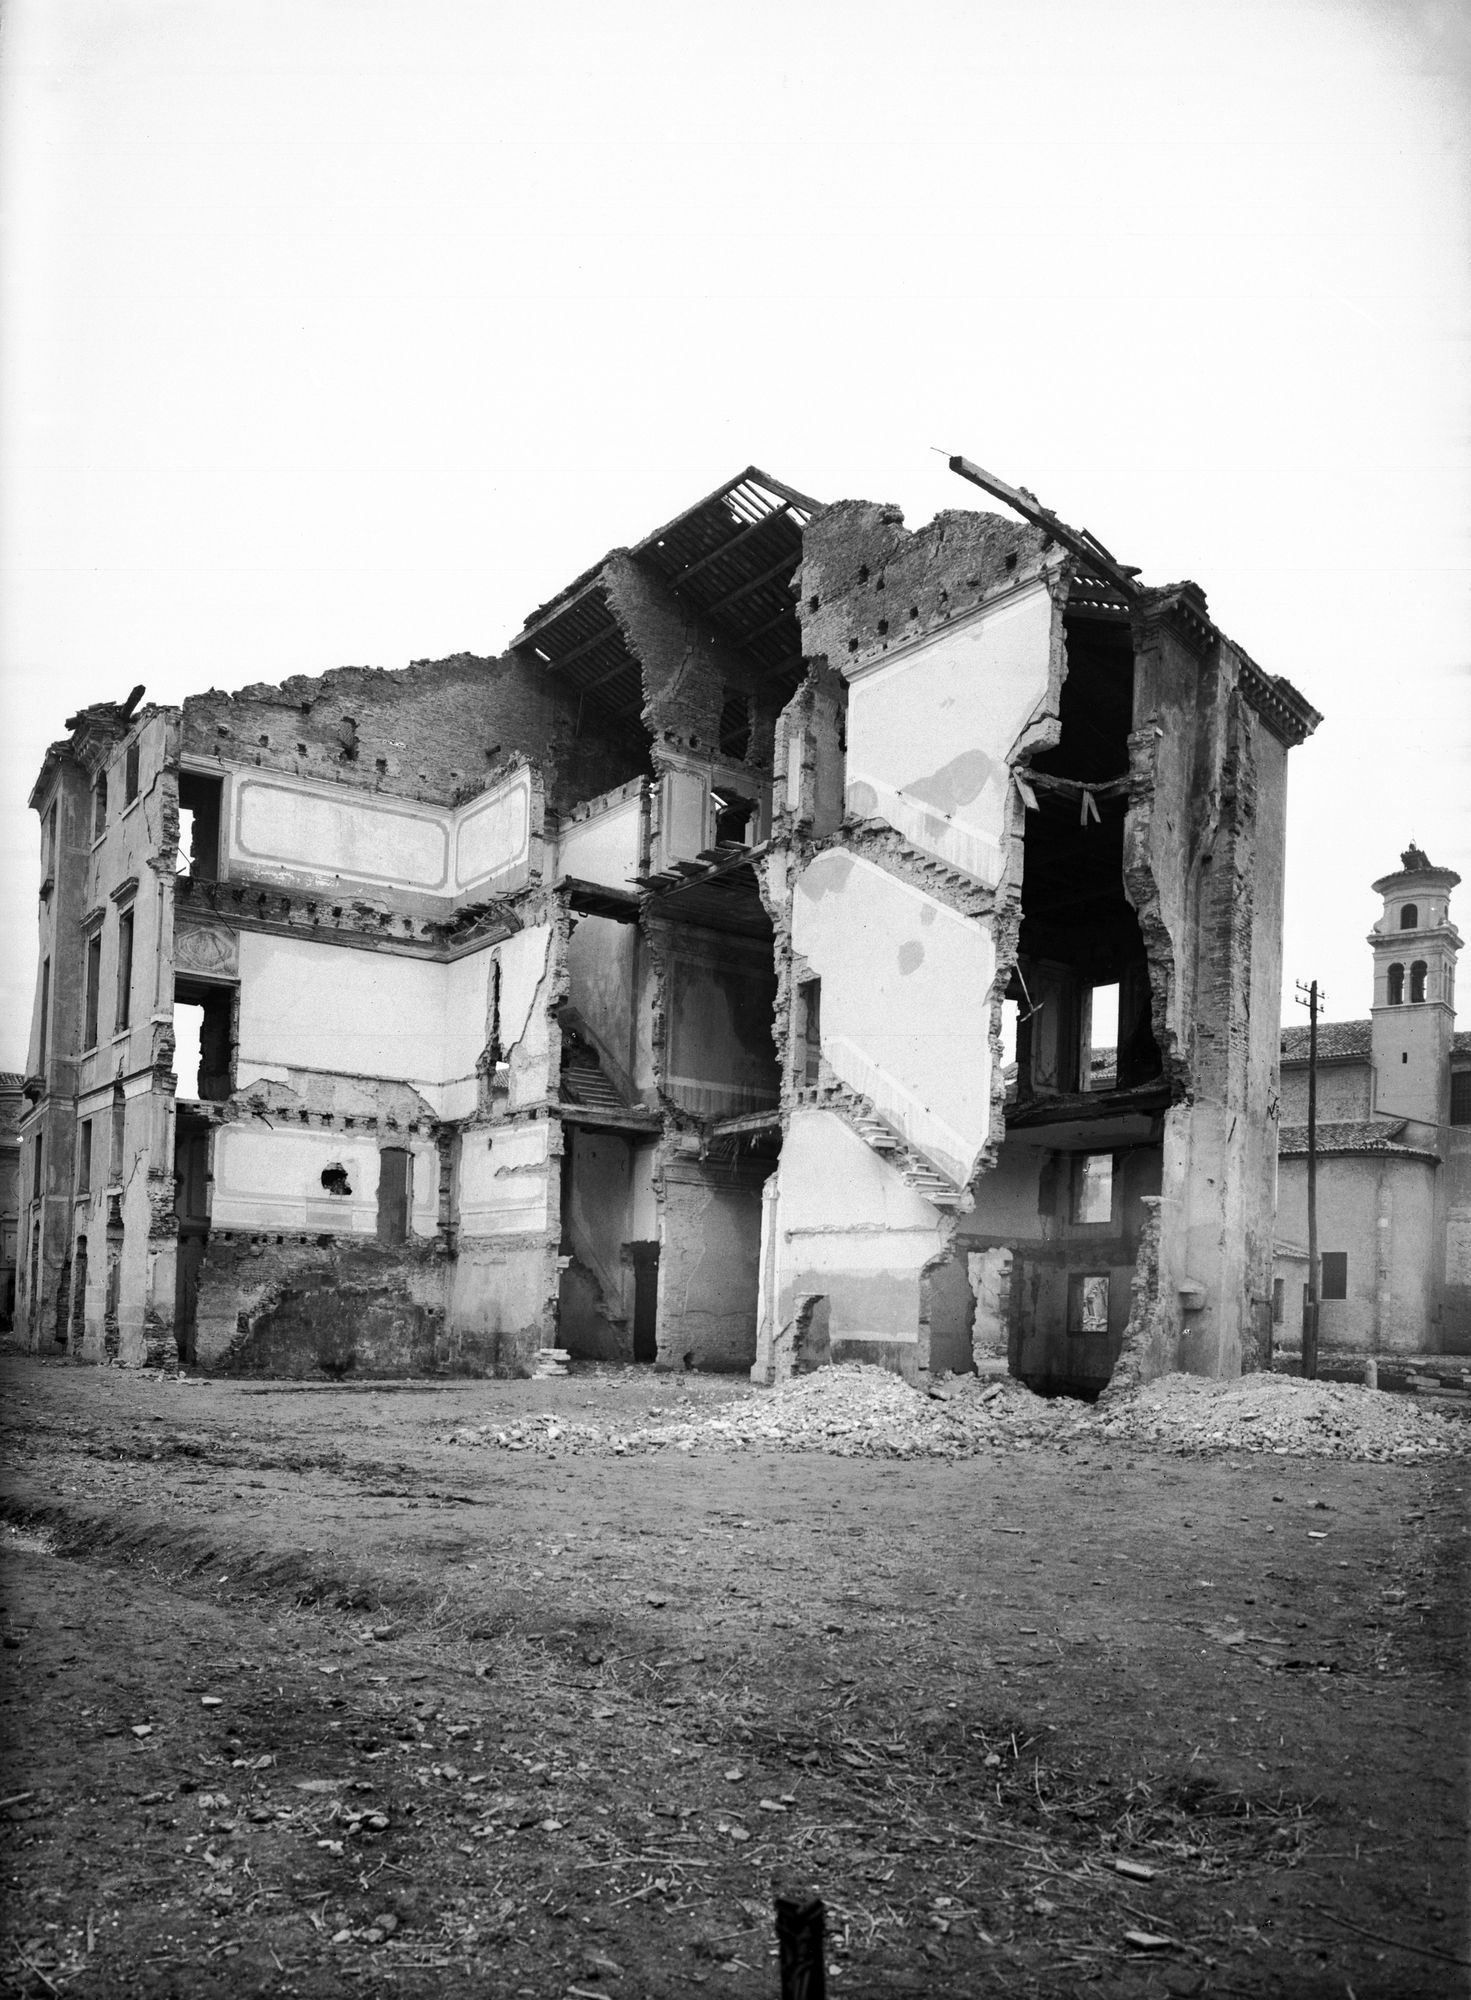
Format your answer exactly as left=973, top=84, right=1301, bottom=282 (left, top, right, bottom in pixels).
left=17, top=467, right=1320, bottom=1390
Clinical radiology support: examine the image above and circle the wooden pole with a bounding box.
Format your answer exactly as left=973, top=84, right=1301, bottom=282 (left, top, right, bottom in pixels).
left=775, top=1893, right=827, bottom=2000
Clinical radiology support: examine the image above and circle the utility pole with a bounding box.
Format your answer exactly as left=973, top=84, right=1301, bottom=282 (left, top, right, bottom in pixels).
left=1293, top=979, right=1325, bottom=1381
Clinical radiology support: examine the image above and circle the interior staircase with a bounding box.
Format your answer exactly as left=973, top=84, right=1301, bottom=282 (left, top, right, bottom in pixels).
left=820, top=1081, right=967, bottom=1211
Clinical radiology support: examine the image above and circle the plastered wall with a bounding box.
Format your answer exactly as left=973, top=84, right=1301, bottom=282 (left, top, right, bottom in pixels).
left=791, top=850, right=993, bottom=1182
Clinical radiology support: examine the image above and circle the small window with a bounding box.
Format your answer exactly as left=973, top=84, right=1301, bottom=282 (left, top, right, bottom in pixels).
left=1410, top=960, right=1428, bottom=1004
left=798, top=978, right=822, bottom=1087
left=93, top=773, right=108, bottom=839
left=1071, top=1152, right=1114, bottom=1224
left=83, top=932, right=102, bottom=1049
left=124, top=740, right=140, bottom=804
left=1399, top=903, right=1418, bottom=930
left=77, top=1120, right=93, bottom=1195
left=1068, top=1272, right=1110, bottom=1334
left=1272, top=1276, right=1285, bottom=1325
left=1321, top=1251, right=1348, bottom=1301
left=718, top=689, right=753, bottom=761
left=115, top=907, right=135, bottom=1030
left=1450, top=1071, right=1471, bottom=1126
left=1387, top=962, right=1404, bottom=1006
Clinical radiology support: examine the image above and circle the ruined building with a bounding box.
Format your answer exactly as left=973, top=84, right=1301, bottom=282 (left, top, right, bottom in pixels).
left=17, top=465, right=1321, bottom=1390
left=1274, top=848, right=1469, bottom=1357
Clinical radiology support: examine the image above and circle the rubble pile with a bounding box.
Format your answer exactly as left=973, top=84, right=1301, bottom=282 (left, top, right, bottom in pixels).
left=441, top=1365, right=1469, bottom=1464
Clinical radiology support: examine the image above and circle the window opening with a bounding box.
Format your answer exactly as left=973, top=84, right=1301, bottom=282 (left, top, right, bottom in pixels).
left=1451, top=1071, right=1471, bottom=1126
left=43, top=801, right=58, bottom=879
left=798, top=978, right=822, bottom=1087
left=718, top=690, right=752, bottom=762
left=376, top=1148, right=412, bottom=1245
left=173, top=980, right=234, bottom=1100
left=78, top=1121, right=92, bottom=1195
left=32, top=1134, right=43, bottom=1201
left=1399, top=903, right=1418, bottom=930
left=713, top=789, right=756, bottom=846
left=1272, top=1276, right=1285, bottom=1325
left=177, top=772, right=223, bottom=879
left=1387, top=962, right=1404, bottom=1006
left=83, top=932, right=102, bottom=1049
left=321, top=1164, right=352, bottom=1197
left=109, top=1087, right=125, bottom=1182
left=38, top=958, right=50, bottom=1066
left=1409, top=960, right=1428, bottom=1004
left=1082, top=982, right=1118, bottom=1090
left=115, top=907, right=135, bottom=1030
left=1320, top=1251, right=1348, bottom=1301
left=1071, top=1152, right=1114, bottom=1224
left=124, top=741, right=140, bottom=804
left=93, top=774, right=108, bottom=839
left=1067, top=1272, right=1110, bottom=1334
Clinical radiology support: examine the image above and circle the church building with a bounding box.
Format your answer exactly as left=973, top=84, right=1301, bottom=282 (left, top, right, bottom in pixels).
left=1275, top=847, right=1470, bottom=1360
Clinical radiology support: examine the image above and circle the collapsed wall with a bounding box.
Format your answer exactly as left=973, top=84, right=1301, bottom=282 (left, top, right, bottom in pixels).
left=755, top=498, right=1319, bottom=1394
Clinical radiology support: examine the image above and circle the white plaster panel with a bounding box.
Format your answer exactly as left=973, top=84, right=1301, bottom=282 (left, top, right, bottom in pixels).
left=844, top=580, right=1055, bottom=884
left=456, top=1121, right=550, bottom=1237
left=210, top=1125, right=381, bottom=1234
left=237, top=933, right=451, bottom=1086
left=455, top=771, right=531, bottom=893
left=233, top=778, right=450, bottom=890
left=557, top=796, right=643, bottom=891
left=442, top=947, right=494, bottom=1086
left=792, top=851, right=994, bottom=1182
left=497, top=926, right=554, bottom=1051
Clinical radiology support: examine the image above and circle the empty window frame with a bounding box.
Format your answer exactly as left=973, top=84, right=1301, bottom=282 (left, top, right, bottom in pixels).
left=798, top=977, right=822, bottom=1088
left=1067, top=1271, right=1110, bottom=1334
left=1409, top=960, right=1428, bottom=1004
left=124, top=740, right=140, bottom=804
left=1081, top=982, right=1118, bottom=1091
left=1071, top=1152, right=1114, bottom=1225
left=109, top=1087, right=125, bottom=1182
left=93, top=773, right=108, bottom=840
left=1320, top=1252, right=1348, bottom=1301
left=173, top=980, right=234, bottom=1101
left=1272, top=1276, right=1285, bottom=1325
left=43, top=801, right=58, bottom=880
left=77, top=1120, right=93, bottom=1195
left=37, top=957, right=50, bottom=1067
left=1451, top=1070, right=1471, bottom=1126
left=177, top=772, right=223, bottom=880
left=83, top=930, right=103, bottom=1049
left=32, top=1133, right=43, bottom=1202
left=1387, top=962, right=1404, bottom=1006
left=1399, top=903, right=1418, bottom=930
left=713, top=789, right=757, bottom=846
left=115, top=906, right=135, bottom=1030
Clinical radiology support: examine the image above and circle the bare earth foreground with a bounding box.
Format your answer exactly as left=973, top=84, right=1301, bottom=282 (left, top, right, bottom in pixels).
left=1, top=1359, right=1467, bottom=2000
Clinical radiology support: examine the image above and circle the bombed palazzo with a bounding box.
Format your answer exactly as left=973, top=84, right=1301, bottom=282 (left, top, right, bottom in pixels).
left=15, top=465, right=1321, bottom=1391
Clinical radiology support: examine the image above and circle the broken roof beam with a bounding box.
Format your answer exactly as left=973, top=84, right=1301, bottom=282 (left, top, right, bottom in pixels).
left=946, top=455, right=1142, bottom=601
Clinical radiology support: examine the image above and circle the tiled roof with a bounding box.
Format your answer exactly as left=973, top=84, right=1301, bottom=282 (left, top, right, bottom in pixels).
left=1278, top=1118, right=1439, bottom=1163
left=0, top=1072, right=26, bottom=1089
left=1453, top=1029, right=1471, bottom=1057
left=1279, top=1019, right=1371, bottom=1064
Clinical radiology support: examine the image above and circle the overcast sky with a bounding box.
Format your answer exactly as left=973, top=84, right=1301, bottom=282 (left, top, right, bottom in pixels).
left=2, top=0, right=1467, bottom=1070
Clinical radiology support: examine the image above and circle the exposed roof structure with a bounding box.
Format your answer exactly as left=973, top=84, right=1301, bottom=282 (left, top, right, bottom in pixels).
left=1277, top=1118, right=1440, bottom=1164
left=1279, top=1019, right=1372, bottom=1064
left=512, top=467, right=819, bottom=726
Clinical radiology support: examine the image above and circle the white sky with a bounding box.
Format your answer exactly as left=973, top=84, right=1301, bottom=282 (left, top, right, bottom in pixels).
left=2, top=0, right=1467, bottom=1067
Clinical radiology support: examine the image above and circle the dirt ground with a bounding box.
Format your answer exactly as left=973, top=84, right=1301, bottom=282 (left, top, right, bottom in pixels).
left=1, top=1357, right=1467, bottom=2000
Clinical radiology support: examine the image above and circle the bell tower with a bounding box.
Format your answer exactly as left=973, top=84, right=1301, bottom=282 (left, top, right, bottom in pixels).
left=1369, top=844, right=1460, bottom=1134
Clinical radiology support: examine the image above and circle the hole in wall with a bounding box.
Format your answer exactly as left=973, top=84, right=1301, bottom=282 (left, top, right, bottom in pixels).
left=321, top=1165, right=352, bottom=1197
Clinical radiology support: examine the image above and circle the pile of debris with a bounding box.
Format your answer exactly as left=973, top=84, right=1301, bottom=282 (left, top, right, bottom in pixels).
left=441, top=1365, right=1469, bottom=1464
